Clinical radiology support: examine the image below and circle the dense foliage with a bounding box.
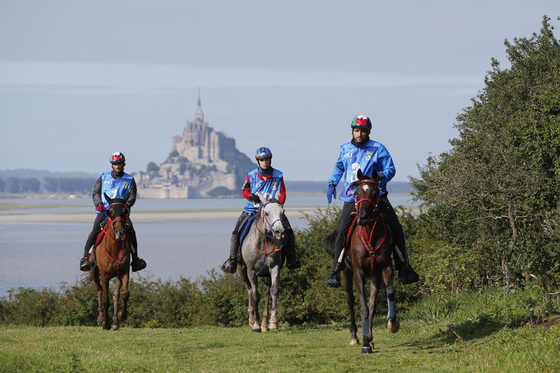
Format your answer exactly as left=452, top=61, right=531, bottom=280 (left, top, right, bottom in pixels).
left=411, top=16, right=560, bottom=291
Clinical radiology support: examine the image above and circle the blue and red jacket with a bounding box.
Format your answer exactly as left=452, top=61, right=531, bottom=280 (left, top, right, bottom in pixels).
left=328, top=139, right=395, bottom=203
left=242, top=168, right=286, bottom=213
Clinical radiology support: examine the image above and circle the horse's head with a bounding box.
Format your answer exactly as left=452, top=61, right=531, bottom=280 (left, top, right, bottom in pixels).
left=103, top=192, right=130, bottom=241
left=352, top=169, right=381, bottom=226
left=256, top=192, right=286, bottom=241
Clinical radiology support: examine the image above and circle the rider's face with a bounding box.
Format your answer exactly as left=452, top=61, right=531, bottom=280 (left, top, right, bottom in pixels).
left=112, top=163, right=125, bottom=173
left=352, top=128, right=370, bottom=143
left=258, top=158, right=271, bottom=170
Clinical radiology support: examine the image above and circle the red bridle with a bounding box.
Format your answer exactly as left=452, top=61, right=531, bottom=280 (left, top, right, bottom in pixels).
left=353, top=180, right=380, bottom=215
left=101, top=202, right=129, bottom=271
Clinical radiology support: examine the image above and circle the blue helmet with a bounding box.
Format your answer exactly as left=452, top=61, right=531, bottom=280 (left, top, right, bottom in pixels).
left=255, top=147, right=272, bottom=160
left=351, top=115, right=372, bottom=131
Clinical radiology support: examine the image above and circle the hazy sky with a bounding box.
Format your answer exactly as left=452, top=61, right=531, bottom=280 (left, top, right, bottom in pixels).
left=1, top=1, right=558, bottom=181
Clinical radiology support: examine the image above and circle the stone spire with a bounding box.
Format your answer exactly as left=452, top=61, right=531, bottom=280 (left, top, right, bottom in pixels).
left=194, top=88, right=203, bottom=121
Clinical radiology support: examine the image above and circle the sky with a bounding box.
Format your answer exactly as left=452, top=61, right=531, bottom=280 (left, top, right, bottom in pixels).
left=0, top=1, right=558, bottom=182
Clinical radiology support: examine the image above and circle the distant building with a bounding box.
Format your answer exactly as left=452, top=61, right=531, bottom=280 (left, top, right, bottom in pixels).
left=134, top=94, right=238, bottom=198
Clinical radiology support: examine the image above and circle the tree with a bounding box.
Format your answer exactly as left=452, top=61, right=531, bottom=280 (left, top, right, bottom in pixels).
left=0, top=178, right=4, bottom=193
left=411, top=16, right=560, bottom=289
left=146, top=162, right=160, bottom=173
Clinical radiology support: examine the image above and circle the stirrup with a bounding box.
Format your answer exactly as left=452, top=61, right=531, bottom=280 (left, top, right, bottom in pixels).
left=132, top=258, right=147, bottom=272
left=80, top=257, right=90, bottom=272
left=221, top=257, right=237, bottom=274
left=287, top=256, right=301, bottom=270
left=326, top=270, right=341, bottom=288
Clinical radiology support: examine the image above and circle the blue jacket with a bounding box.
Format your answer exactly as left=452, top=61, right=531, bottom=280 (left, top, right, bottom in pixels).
left=328, top=139, right=395, bottom=202
left=98, top=171, right=134, bottom=211
left=244, top=168, right=284, bottom=213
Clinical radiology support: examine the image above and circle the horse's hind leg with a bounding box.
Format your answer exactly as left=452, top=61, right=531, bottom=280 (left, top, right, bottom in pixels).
left=249, top=274, right=261, bottom=332
left=343, top=268, right=358, bottom=345
left=383, top=266, right=400, bottom=333
left=112, top=277, right=122, bottom=331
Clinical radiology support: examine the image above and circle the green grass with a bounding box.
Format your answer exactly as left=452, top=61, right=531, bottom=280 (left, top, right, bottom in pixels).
left=1, top=316, right=558, bottom=372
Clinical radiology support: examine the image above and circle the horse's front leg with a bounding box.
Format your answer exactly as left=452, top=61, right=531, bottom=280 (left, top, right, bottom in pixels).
left=248, top=272, right=261, bottom=332
left=101, top=273, right=111, bottom=330
left=267, top=266, right=280, bottom=330
left=383, top=265, right=400, bottom=333
left=92, top=268, right=104, bottom=327
left=353, top=268, right=372, bottom=354
left=112, top=276, right=122, bottom=331
left=342, top=267, right=358, bottom=345
left=367, top=275, right=381, bottom=350
left=119, top=272, right=130, bottom=323
left=261, top=276, right=271, bottom=332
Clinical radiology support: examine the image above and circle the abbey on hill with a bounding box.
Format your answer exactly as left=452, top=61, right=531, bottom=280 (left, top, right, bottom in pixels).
left=133, top=96, right=255, bottom=198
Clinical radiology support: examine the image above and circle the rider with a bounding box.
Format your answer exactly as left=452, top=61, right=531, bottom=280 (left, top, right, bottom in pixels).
left=221, top=146, right=301, bottom=273
left=79, top=152, right=147, bottom=272
left=325, top=115, right=419, bottom=287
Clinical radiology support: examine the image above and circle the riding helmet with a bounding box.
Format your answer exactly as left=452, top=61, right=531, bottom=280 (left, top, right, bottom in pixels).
left=255, top=147, right=272, bottom=160
left=110, top=152, right=126, bottom=164
left=351, top=115, right=372, bottom=131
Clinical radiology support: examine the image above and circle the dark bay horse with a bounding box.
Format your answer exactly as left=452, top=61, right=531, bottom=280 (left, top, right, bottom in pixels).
left=238, top=192, right=286, bottom=332
left=88, top=193, right=131, bottom=330
left=323, top=170, right=400, bottom=353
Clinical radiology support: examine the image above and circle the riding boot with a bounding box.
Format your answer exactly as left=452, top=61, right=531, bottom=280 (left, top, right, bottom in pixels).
left=285, top=228, right=301, bottom=270
left=80, top=233, right=96, bottom=271
left=221, top=234, right=239, bottom=274
left=326, top=246, right=344, bottom=288
left=128, top=229, right=147, bottom=272
left=393, top=243, right=419, bottom=285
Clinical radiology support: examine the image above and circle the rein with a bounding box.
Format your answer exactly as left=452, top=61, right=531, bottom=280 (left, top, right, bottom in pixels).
left=253, top=200, right=286, bottom=279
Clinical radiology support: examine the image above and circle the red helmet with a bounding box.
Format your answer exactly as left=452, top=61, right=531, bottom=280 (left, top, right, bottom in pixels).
left=351, top=115, right=372, bottom=131
left=110, top=152, right=126, bottom=164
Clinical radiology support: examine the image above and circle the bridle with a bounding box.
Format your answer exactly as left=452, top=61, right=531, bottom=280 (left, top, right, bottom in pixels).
left=254, top=200, right=285, bottom=255
left=352, top=179, right=387, bottom=274
left=101, top=201, right=129, bottom=271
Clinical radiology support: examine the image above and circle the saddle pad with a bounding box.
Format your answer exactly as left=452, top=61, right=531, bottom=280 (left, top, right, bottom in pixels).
left=239, top=215, right=257, bottom=246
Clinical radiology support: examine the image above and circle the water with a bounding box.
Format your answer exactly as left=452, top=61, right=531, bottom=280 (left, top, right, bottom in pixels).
left=0, top=195, right=416, bottom=297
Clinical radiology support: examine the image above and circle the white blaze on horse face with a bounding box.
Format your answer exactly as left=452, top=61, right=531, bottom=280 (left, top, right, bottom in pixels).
left=362, top=184, right=370, bottom=192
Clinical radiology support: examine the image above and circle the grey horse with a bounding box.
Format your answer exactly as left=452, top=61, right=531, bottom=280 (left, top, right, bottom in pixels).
left=237, top=192, right=286, bottom=332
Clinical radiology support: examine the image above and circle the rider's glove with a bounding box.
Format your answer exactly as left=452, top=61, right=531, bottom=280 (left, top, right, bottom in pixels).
left=96, top=203, right=105, bottom=212
left=249, top=193, right=260, bottom=203
left=327, top=183, right=337, bottom=204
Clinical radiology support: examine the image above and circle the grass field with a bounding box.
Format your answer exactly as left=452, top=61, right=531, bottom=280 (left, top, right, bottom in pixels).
left=1, top=315, right=559, bottom=373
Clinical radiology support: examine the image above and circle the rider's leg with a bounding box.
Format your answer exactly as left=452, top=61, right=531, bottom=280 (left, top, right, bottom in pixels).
left=283, top=218, right=301, bottom=270
left=127, top=220, right=147, bottom=272
left=222, top=211, right=249, bottom=273
left=80, top=213, right=106, bottom=271
left=327, top=202, right=355, bottom=288
left=378, top=195, right=419, bottom=284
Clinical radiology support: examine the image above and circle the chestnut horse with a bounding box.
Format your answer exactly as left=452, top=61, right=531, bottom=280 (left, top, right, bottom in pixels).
left=88, top=193, right=131, bottom=331
left=323, top=170, right=399, bottom=353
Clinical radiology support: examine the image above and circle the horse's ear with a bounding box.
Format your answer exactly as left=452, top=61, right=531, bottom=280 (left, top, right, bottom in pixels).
left=255, top=191, right=266, bottom=204
left=104, top=193, right=113, bottom=205
left=357, top=168, right=364, bottom=180
left=371, top=170, right=379, bottom=181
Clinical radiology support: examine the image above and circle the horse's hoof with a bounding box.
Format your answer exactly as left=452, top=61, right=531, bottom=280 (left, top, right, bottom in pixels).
left=112, top=325, right=119, bottom=331
left=97, top=319, right=103, bottom=327
left=261, top=325, right=269, bottom=332
left=252, top=326, right=262, bottom=333
left=388, top=317, right=400, bottom=333
left=350, top=338, right=359, bottom=346
left=361, top=346, right=372, bottom=354
left=268, top=322, right=278, bottom=330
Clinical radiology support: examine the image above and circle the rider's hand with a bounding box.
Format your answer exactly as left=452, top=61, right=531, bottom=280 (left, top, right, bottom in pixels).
left=327, top=183, right=337, bottom=204
left=249, top=193, right=260, bottom=203
left=96, top=203, right=105, bottom=212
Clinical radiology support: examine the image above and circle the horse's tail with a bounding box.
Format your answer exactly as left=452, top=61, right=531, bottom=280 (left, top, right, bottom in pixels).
left=322, top=230, right=337, bottom=258
left=80, top=272, right=94, bottom=287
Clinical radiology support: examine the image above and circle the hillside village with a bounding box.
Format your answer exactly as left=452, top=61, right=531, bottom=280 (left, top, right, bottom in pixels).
left=132, top=96, right=255, bottom=198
